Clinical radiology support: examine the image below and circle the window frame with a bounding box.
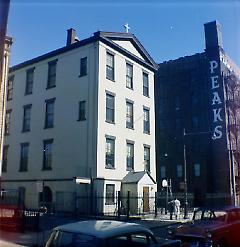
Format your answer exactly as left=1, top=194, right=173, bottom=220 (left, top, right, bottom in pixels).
left=106, top=52, right=115, bottom=81
left=126, top=141, right=134, bottom=171
left=44, top=98, right=55, bottom=129
left=80, top=57, right=87, bottom=77
left=42, top=139, right=54, bottom=170
left=47, top=60, right=57, bottom=89
left=7, top=75, right=14, bottom=101
left=19, top=142, right=29, bottom=172
left=105, top=184, right=115, bottom=205
left=4, top=109, right=12, bottom=136
left=25, top=67, right=35, bottom=95
left=106, top=93, right=115, bottom=124
left=78, top=100, right=86, bottom=121
left=126, top=62, right=133, bottom=89
left=143, top=72, right=149, bottom=97
left=126, top=100, right=134, bottom=129
left=144, top=145, right=150, bottom=172
left=105, top=136, right=115, bottom=169
left=143, top=107, right=150, bottom=134
left=2, top=145, right=9, bottom=173
left=22, top=104, right=32, bottom=132
left=177, top=164, right=183, bottom=178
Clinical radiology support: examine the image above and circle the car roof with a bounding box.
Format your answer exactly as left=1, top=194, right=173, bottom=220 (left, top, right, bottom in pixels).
left=54, top=220, right=153, bottom=239
left=195, top=206, right=240, bottom=212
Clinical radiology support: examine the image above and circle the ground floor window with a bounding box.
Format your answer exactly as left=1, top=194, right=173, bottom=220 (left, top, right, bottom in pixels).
left=105, top=184, right=115, bottom=205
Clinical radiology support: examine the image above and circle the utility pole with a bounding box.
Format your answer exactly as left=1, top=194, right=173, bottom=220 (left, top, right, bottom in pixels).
left=183, top=128, right=188, bottom=219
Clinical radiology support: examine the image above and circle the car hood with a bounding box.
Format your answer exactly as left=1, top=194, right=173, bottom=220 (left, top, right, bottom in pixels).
left=175, top=220, right=223, bottom=237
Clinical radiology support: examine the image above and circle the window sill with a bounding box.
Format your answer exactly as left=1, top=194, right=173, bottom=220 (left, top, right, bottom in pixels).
left=143, top=94, right=150, bottom=98
left=105, top=120, right=115, bottom=124
left=44, top=126, right=54, bottom=129
left=126, top=126, right=134, bottom=130
left=143, top=131, right=150, bottom=135
left=42, top=168, right=52, bottom=171
left=24, top=92, right=33, bottom=96
left=126, top=86, right=133, bottom=90
left=46, top=85, right=56, bottom=90
left=22, top=129, right=30, bottom=133
left=79, top=74, right=87, bottom=78
left=126, top=168, right=134, bottom=172
left=19, top=170, right=27, bottom=172
left=106, top=77, right=115, bottom=82
left=105, top=166, right=115, bottom=170
left=77, top=118, right=86, bottom=121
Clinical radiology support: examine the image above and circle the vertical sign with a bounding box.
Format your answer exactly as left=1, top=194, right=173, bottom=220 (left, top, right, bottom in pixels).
left=209, top=60, right=224, bottom=140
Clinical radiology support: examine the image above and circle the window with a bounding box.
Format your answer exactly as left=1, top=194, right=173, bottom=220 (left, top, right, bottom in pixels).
left=22, top=104, right=32, bottom=132
left=194, top=163, right=200, bottom=177
left=43, top=139, right=53, bottom=170
left=19, top=143, right=29, bottom=172
left=45, top=98, right=55, bottom=128
left=80, top=57, right=87, bottom=76
left=105, top=137, right=115, bottom=169
left=175, top=96, right=180, bottom=110
left=106, top=52, right=114, bottom=81
left=144, top=146, right=150, bottom=172
left=25, top=68, right=34, bottom=95
left=106, top=93, right=115, bottom=123
left=126, top=101, right=133, bottom=129
left=160, top=166, right=166, bottom=178
left=7, top=76, right=14, bottom=100
left=47, top=60, right=57, bottom=88
left=192, top=115, right=199, bottom=129
left=177, top=165, right=183, bottom=178
left=2, top=145, right=9, bottom=172
left=126, top=142, right=134, bottom=171
left=126, top=63, right=133, bottom=89
left=143, top=107, right=150, bottom=134
left=78, top=101, right=86, bottom=121
left=106, top=184, right=115, bottom=205
left=143, top=72, right=149, bottom=97
left=4, top=109, right=12, bottom=135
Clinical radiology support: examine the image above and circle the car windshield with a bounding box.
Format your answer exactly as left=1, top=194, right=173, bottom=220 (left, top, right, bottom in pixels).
left=193, top=210, right=227, bottom=221
left=48, top=230, right=101, bottom=247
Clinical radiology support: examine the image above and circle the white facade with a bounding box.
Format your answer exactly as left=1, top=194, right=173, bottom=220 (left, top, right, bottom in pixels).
left=1, top=31, right=157, bottom=214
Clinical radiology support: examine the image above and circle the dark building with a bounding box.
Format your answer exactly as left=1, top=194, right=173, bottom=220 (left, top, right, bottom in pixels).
left=155, top=21, right=240, bottom=206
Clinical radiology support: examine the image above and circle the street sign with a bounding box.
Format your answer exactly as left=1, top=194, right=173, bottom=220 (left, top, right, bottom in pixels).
left=36, top=181, right=43, bottom=193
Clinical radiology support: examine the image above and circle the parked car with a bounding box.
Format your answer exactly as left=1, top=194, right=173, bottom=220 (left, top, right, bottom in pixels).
left=167, top=206, right=240, bottom=247
left=45, top=220, right=181, bottom=247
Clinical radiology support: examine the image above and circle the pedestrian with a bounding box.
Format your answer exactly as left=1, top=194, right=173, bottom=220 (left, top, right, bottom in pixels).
left=174, top=198, right=180, bottom=219
left=168, top=200, right=174, bottom=220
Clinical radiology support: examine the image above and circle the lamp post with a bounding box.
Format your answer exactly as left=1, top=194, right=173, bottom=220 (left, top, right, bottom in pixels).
left=183, top=128, right=188, bottom=219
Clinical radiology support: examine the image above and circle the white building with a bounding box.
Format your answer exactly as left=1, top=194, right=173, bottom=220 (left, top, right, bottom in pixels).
left=1, top=29, right=158, bottom=214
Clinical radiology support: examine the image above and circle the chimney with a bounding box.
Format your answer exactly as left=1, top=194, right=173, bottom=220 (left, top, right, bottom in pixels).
left=204, top=20, right=223, bottom=50
left=66, top=28, right=78, bottom=46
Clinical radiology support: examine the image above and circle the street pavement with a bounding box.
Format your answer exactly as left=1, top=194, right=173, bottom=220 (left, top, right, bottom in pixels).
left=0, top=212, right=193, bottom=247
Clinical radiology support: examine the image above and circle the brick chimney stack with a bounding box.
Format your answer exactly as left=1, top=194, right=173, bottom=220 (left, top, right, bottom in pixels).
left=66, top=28, right=78, bottom=46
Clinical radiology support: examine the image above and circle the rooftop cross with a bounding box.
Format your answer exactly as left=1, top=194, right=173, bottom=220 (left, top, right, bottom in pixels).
left=124, top=23, right=130, bottom=33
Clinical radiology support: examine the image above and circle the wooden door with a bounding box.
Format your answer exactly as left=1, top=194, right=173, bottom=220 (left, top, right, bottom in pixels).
left=143, top=187, right=150, bottom=212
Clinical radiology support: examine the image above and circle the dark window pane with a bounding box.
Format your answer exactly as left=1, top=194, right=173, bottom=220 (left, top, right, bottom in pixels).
left=144, top=146, right=150, bottom=172
left=126, top=143, right=134, bottom=170
left=45, top=99, right=55, bottom=128
left=106, top=94, right=115, bottom=123
left=106, top=184, right=115, bottom=205
left=106, top=52, right=114, bottom=81
left=19, top=143, right=29, bottom=172
left=43, top=139, right=53, bottom=170
left=22, top=105, right=32, bottom=132
left=143, top=72, right=149, bottom=97
left=105, top=138, right=115, bottom=168
left=79, top=101, right=86, bottom=121
left=7, top=76, right=14, bottom=101
left=80, top=57, right=87, bottom=76
left=126, top=102, right=133, bottom=129
left=126, top=63, right=133, bottom=89
left=2, top=145, right=9, bottom=172
left=25, top=68, right=34, bottom=95
left=47, top=61, right=57, bottom=88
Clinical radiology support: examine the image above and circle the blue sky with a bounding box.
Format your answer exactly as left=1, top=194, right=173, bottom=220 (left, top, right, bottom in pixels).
left=8, top=0, right=240, bottom=67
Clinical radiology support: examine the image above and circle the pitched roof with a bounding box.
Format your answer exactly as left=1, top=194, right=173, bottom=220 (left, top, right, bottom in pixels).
left=122, top=171, right=156, bottom=184
left=10, top=31, right=157, bottom=72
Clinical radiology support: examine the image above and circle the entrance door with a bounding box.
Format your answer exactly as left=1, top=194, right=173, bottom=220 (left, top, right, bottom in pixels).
left=143, top=187, right=149, bottom=212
